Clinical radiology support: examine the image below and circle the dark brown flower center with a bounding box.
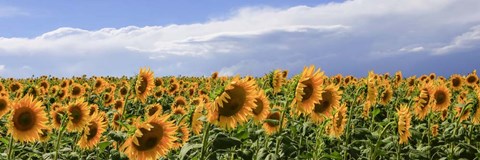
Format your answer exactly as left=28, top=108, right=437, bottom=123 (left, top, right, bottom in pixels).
left=218, top=85, right=246, bottom=117
left=434, top=91, right=446, bottom=105
left=133, top=123, right=163, bottom=151
left=14, top=108, right=36, bottom=131
left=69, top=105, right=83, bottom=123
left=301, top=80, right=314, bottom=101
left=86, top=123, right=98, bottom=140
left=137, top=76, right=148, bottom=94
left=452, top=78, right=461, bottom=87
left=0, top=98, right=7, bottom=111
left=253, top=98, right=264, bottom=115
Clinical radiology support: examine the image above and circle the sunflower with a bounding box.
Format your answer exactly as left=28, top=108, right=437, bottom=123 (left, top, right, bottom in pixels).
left=78, top=112, right=107, bottom=150
left=60, top=79, right=69, bottom=88
left=272, top=69, right=286, bottom=94
left=252, top=90, right=270, bottom=124
left=397, top=105, right=411, bottom=144
left=173, top=122, right=190, bottom=150
left=362, top=101, right=372, bottom=120
left=472, top=107, right=480, bottom=125
left=154, top=78, right=163, bottom=87
left=191, top=104, right=204, bottom=135
left=119, top=86, right=130, bottom=97
left=171, top=106, right=187, bottom=116
left=70, top=83, right=86, bottom=98
left=0, top=83, right=5, bottom=93
left=66, top=99, right=90, bottom=132
left=51, top=107, right=67, bottom=129
left=93, top=78, right=106, bottom=94
left=39, top=128, right=51, bottom=142
left=8, top=95, right=48, bottom=142
left=207, top=77, right=257, bottom=130
left=263, top=107, right=285, bottom=135
left=167, top=82, right=180, bottom=95
left=89, top=104, right=98, bottom=116
left=113, top=99, right=125, bottom=112
left=455, top=105, right=470, bottom=123
left=431, top=124, right=439, bottom=137
left=9, top=81, right=22, bottom=93
left=0, top=96, right=10, bottom=118
left=145, top=104, right=163, bottom=117
left=366, top=71, right=378, bottom=105
left=311, top=85, right=341, bottom=124
left=103, top=93, right=115, bottom=106
left=57, top=88, right=68, bottom=100
left=432, top=85, right=451, bottom=112
left=111, top=112, right=122, bottom=130
left=379, top=85, right=393, bottom=105
left=211, top=72, right=219, bottom=80
left=292, top=65, right=325, bottom=115
left=135, top=68, right=155, bottom=102
left=121, top=115, right=177, bottom=160
left=154, top=88, right=164, bottom=99
left=39, top=80, right=50, bottom=91
left=394, top=71, right=403, bottom=85
left=466, top=70, right=478, bottom=87
left=414, top=83, right=434, bottom=120
left=328, top=104, right=347, bottom=138
left=174, top=96, right=188, bottom=107
left=449, top=74, right=463, bottom=90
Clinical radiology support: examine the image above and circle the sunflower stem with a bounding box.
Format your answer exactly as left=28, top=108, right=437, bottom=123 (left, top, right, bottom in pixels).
left=54, top=114, right=68, bottom=160
left=200, top=123, right=211, bottom=160
left=7, top=134, right=14, bottom=160
left=343, top=86, right=364, bottom=159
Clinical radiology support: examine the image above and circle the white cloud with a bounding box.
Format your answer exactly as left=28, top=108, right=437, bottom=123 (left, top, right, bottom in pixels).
left=0, top=0, right=480, bottom=77
left=434, top=25, right=480, bottom=55
left=0, top=65, right=5, bottom=71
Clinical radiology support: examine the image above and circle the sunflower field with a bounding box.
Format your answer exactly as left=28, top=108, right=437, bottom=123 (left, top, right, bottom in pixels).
left=0, top=66, right=479, bottom=160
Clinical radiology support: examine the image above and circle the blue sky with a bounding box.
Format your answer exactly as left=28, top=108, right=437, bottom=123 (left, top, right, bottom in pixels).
left=0, top=0, right=479, bottom=78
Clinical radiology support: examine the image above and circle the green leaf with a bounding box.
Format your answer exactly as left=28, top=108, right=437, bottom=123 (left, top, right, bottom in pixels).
left=98, top=141, right=111, bottom=151
left=0, top=137, right=8, bottom=145
left=179, top=143, right=202, bottom=160
left=212, top=133, right=242, bottom=150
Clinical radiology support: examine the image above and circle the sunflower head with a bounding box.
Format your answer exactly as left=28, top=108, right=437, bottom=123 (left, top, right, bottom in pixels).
left=78, top=112, right=107, bottom=150
left=0, top=96, right=10, bottom=118
left=207, top=77, right=257, bottom=130
left=293, top=65, right=325, bottom=115
left=251, top=90, right=270, bottom=124
left=70, top=83, right=86, bottom=98
left=135, top=68, right=155, bottom=102
left=272, top=69, right=287, bottom=94
left=397, top=105, right=411, bottom=144
left=173, top=122, right=190, bottom=150
left=191, top=104, right=204, bottom=135
left=51, top=106, right=67, bottom=129
left=414, top=83, right=434, bottom=120
left=66, top=99, right=90, bottom=132
left=121, top=115, right=177, bottom=160
left=146, top=104, right=163, bottom=117
left=263, top=107, right=285, bottom=135
left=432, top=85, right=451, bottom=112
left=328, top=104, right=347, bottom=138
left=8, top=95, right=48, bottom=143
left=466, top=70, right=478, bottom=87
left=311, top=84, right=341, bottom=124
left=450, top=74, right=463, bottom=90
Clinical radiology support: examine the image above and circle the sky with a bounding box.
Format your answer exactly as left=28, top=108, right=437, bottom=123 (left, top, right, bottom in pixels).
left=0, top=0, right=479, bottom=78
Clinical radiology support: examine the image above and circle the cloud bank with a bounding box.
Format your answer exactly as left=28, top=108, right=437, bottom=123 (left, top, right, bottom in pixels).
left=0, top=0, right=479, bottom=78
